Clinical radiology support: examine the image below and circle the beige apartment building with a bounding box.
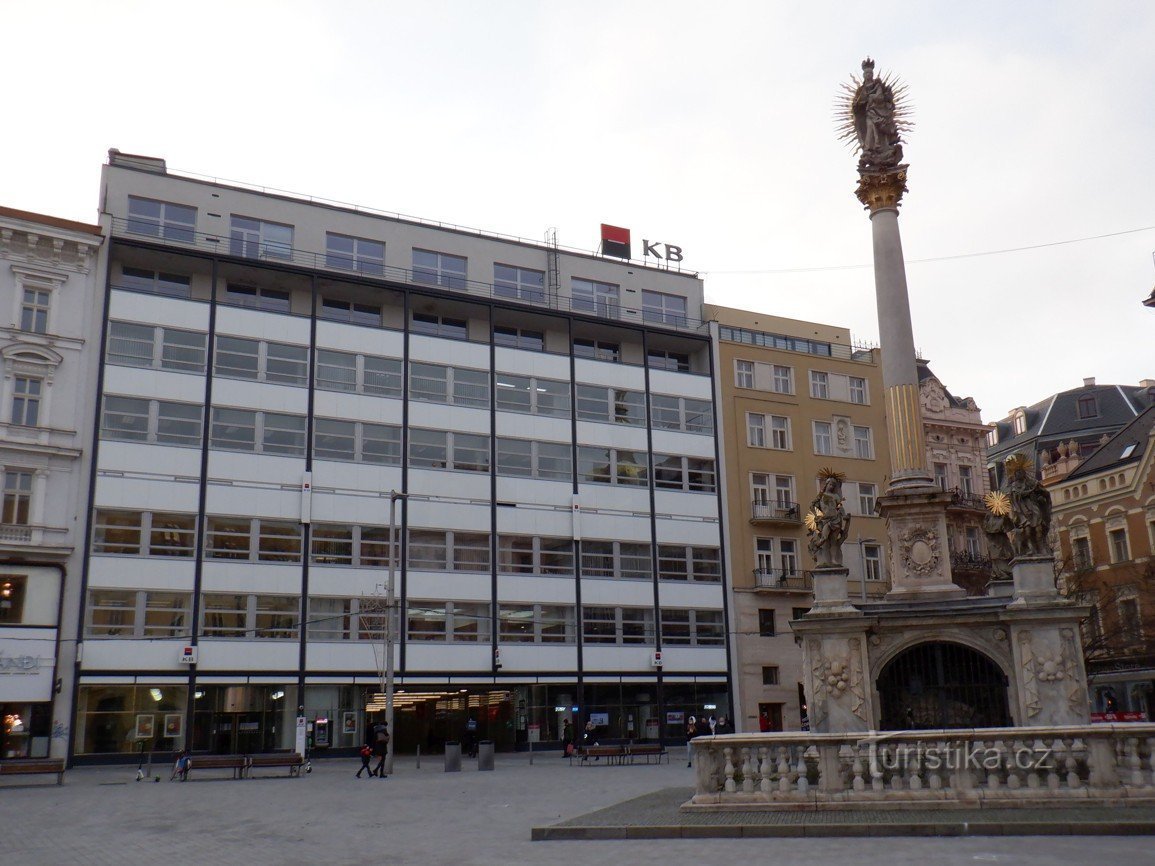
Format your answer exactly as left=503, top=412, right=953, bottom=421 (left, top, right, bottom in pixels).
left=707, top=305, right=889, bottom=732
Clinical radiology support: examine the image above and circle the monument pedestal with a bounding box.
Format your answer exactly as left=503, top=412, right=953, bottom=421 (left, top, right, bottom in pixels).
left=878, top=487, right=966, bottom=601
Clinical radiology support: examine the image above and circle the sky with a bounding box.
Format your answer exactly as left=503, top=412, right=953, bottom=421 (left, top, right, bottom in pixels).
left=4, top=1, right=1153, bottom=421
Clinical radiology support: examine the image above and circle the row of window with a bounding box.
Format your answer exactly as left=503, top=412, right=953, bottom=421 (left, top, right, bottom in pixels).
left=750, top=473, right=877, bottom=516
left=747, top=413, right=874, bottom=459
left=104, top=325, right=711, bottom=433
left=91, top=511, right=720, bottom=581
left=125, top=196, right=694, bottom=327
left=85, top=587, right=722, bottom=646
left=735, top=361, right=868, bottom=404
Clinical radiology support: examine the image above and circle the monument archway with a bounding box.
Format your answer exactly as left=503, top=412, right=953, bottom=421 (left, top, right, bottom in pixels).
left=876, top=641, right=1011, bottom=730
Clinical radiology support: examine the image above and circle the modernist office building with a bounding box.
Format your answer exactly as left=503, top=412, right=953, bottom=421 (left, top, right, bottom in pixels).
left=72, top=151, right=729, bottom=759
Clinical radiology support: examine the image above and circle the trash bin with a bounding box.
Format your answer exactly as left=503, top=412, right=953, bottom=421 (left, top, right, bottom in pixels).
left=444, top=741, right=462, bottom=773
left=477, top=739, right=495, bottom=771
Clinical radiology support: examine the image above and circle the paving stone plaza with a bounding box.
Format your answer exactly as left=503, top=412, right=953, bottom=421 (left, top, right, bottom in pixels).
left=1, top=753, right=1151, bottom=864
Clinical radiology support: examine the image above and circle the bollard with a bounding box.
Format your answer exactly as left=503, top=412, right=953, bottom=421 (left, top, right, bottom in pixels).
left=444, top=740, right=462, bottom=773
left=416, top=745, right=421, bottom=769
left=528, top=738, right=533, bottom=765
left=477, top=739, right=495, bottom=771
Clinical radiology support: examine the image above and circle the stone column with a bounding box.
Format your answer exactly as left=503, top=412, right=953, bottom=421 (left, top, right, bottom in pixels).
left=794, top=617, right=874, bottom=734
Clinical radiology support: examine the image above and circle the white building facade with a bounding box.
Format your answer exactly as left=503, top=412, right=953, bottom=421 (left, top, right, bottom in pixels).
left=0, top=206, right=104, bottom=761
left=72, top=151, right=730, bottom=759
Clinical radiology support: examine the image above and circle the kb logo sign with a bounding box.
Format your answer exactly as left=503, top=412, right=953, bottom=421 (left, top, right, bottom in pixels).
left=643, top=240, right=684, bottom=263
left=600, top=224, right=685, bottom=264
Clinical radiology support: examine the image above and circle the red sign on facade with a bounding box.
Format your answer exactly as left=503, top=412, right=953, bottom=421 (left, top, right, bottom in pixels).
left=1090, top=711, right=1146, bottom=722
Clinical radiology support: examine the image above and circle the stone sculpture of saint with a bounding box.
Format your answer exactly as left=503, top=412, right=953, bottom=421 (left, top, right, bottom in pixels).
left=982, top=508, right=1015, bottom=581
left=806, top=473, right=852, bottom=568
left=851, top=59, right=904, bottom=171
left=1005, top=454, right=1053, bottom=557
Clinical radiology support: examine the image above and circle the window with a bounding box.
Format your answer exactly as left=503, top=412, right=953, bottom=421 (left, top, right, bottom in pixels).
left=863, top=544, right=882, bottom=581
left=102, top=396, right=203, bottom=446
left=493, top=264, right=545, bottom=303
left=325, top=233, right=384, bottom=275
left=762, top=666, right=780, bottom=686
left=575, top=385, right=645, bottom=425
left=1012, top=413, right=1027, bottom=436
left=20, top=288, right=50, bottom=334
left=127, top=196, right=196, bottom=242
left=581, top=606, right=654, bottom=645
left=660, top=609, right=723, bottom=646
left=202, top=593, right=300, bottom=640
left=755, top=538, right=775, bottom=576
left=230, top=216, right=293, bottom=260
left=581, top=540, right=651, bottom=580
left=494, top=374, right=570, bottom=417
left=572, top=338, right=620, bottom=362
left=934, top=463, right=948, bottom=491
left=758, top=608, right=776, bottom=637
left=313, top=418, right=400, bottom=465
left=1119, top=598, right=1142, bottom=641
left=1109, top=528, right=1130, bottom=563
left=735, top=360, right=754, bottom=389
left=1072, top=536, right=1093, bottom=571
left=410, top=363, right=489, bottom=408
left=497, top=535, right=574, bottom=575
left=85, top=590, right=191, bottom=638
left=413, top=249, right=467, bottom=290
left=11, top=377, right=41, bottom=426
left=813, top=421, right=832, bottom=455
left=747, top=413, right=766, bottom=448
left=849, top=376, right=867, bottom=404
left=651, top=394, right=713, bottom=434
left=850, top=482, right=875, bottom=516
left=1077, top=394, right=1099, bottom=419
left=780, top=539, right=798, bottom=575
left=497, top=438, right=572, bottom=481
left=965, top=527, right=983, bottom=557
left=657, top=546, right=721, bottom=582
left=493, top=326, right=544, bottom=351
left=209, top=408, right=306, bottom=456
left=411, top=312, right=468, bottom=339
left=652, top=455, right=716, bottom=493
left=772, top=365, right=793, bottom=394
left=647, top=348, right=690, bottom=372
left=205, top=518, right=301, bottom=563
left=119, top=267, right=192, bottom=298
left=498, top=604, right=576, bottom=643
left=408, top=429, right=490, bottom=473
left=641, top=290, right=687, bottom=326
left=571, top=279, right=619, bottom=317
left=2, top=468, right=33, bottom=525
left=748, top=413, right=789, bottom=449
left=810, top=370, right=829, bottom=399
left=315, top=350, right=403, bottom=397
left=224, top=283, right=291, bottom=313
left=311, top=524, right=398, bottom=567
left=320, top=297, right=382, bottom=326
left=265, top=343, right=309, bottom=385
left=959, top=466, right=974, bottom=495
left=407, top=601, right=487, bottom=642
left=853, top=425, right=873, bottom=459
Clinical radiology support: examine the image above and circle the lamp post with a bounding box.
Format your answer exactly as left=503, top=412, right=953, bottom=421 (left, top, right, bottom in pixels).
left=382, top=490, right=406, bottom=774
left=857, top=536, right=878, bottom=604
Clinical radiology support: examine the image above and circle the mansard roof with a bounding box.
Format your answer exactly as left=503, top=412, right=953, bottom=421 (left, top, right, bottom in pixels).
left=1065, top=405, right=1155, bottom=481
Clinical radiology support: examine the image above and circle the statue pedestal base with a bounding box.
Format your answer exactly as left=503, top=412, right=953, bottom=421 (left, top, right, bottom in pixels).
left=809, top=566, right=859, bottom=615
left=878, top=487, right=966, bottom=600
left=1009, top=555, right=1060, bottom=605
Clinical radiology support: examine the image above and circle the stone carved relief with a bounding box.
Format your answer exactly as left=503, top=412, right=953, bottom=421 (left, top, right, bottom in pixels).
left=807, top=639, right=829, bottom=730
left=835, top=418, right=852, bottom=453
left=898, top=527, right=941, bottom=577
left=848, top=638, right=867, bottom=722
left=1018, top=631, right=1041, bottom=718
left=1019, top=628, right=1083, bottom=718
left=1060, top=629, right=1084, bottom=711
left=921, top=380, right=946, bottom=414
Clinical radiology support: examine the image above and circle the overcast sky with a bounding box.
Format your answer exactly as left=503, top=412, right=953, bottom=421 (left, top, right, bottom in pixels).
left=5, top=1, right=1152, bottom=420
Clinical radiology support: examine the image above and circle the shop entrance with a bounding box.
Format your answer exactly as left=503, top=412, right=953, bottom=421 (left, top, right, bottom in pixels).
left=364, top=688, right=514, bottom=753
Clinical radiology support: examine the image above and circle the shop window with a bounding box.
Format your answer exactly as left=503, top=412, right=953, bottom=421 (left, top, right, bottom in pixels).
left=0, top=575, right=28, bottom=624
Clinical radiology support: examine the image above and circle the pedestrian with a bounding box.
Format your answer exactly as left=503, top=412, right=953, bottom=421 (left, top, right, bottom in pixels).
left=685, top=715, right=698, bottom=767
left=716, top=715, right=731, bottom=735
left=708, top=714, right=718, bottom=735
left=371, top=720, right=390, bottom=779
left=356, top=742, right=374, bottom=778
left=170, top=748, right=191, bottom=782
left=562, top=719, right=574, bottom=758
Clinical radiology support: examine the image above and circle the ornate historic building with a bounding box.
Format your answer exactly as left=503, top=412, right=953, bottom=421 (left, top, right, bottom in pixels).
left=0, top=207, right=104, bottom=761
left=707, top=304, right=888, bottom=732
left=918, top=361, right=992, bottom=594
left=1052, top=405, right=1155, bottom=722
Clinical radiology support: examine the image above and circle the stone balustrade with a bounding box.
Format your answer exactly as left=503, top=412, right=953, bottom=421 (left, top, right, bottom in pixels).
left=687, top=725, right=1155, bottom=810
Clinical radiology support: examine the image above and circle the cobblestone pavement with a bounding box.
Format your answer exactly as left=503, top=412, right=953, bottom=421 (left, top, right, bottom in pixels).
left=1, top=753, right=1151, bottom=865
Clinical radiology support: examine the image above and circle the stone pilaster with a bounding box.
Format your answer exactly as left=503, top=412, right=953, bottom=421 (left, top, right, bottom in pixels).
left=878, top=488, right=965, bottom=600
left=794, top=617, right=874, bottom=734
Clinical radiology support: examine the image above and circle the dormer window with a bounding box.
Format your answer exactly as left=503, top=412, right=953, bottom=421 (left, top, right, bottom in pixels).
left=1012, top=413, right=1027, bottom=436
left=1077, top=394, right=1099, bottom=419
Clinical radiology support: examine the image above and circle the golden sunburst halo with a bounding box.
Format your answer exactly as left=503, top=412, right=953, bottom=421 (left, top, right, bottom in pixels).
left=816, top=467, right=846, bottom=482
left=804, top=510, right=820, bottom=532
left=1004, top=453, right=1033, bottom=476
left=984, top=491, right=1012, bottom=517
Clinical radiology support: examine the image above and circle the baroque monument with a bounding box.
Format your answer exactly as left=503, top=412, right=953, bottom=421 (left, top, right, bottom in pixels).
left=684, top=60, right=1155, bottom=812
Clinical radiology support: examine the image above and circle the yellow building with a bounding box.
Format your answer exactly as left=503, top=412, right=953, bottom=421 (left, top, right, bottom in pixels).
left=707, top=305, right=890, bottom=731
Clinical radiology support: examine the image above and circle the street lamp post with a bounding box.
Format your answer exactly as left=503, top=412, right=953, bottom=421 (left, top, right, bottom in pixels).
left=383, top=490, right=405, bottom=774
left=857, top=536, right=878, bottom=604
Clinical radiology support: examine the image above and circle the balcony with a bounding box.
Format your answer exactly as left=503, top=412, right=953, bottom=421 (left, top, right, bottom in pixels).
left=0, top=524, right=32, bottom=544
left=753, top=569, right=812, bottom=592
left=949, top=550, right=992, bottom=574
left=750, top=501, right=801, bottom=526
left=945, top=488, right=985, bottom=513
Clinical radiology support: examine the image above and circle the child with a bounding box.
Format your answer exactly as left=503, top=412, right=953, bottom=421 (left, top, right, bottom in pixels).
left=171, top=749, right=191, bottom=782
left=356, top=743, right=374, bottom=778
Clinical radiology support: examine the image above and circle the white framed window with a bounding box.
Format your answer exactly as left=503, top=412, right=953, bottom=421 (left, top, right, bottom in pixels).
left=10, top=376, right=41, bottom=427
left=849, top=376, right=867, bottom=404
left=102, top=396, right=204, bottom=447
left=494, top=373, right=570, bottom=418
left=810, top=370, right=829, bottom=399
left=413, top=249, right=467, bottom=290
left=747, top=413, right=766, bottom=447
left=965, top=527, right=983, bottom=557
left=934, top=463, right=949, bottom=490
left=214, top=336, right=308, bottom=386
left=660, top=608, right=724, bottom=646
left=408, top=428, right=490, bottom=473
left=575, top=385, right=645, bottom=425
left=20, top=288, right=50, bottom=334
left=127, top=196, right=196, bottom=242
left=755, top=537, right=775, bottom=575
left=774, top=474, right=794, bottom=507
left=571, top=278, right=619, bottom=317
left=325, top=233, right=384, bottom=275
left=771, top=415, right=791, bottom=450
left=735, top=360, right=754, bottom=389
left=1072, top=534, right=1093, bottom=571
left=651, top=394, right=713, bottom=435
left=641, top=290, right=687, bottom=326
left=497, top=535, right=574, bottom=575
left=863, top=544, right=883, bottom=581
left=1109, top=527, right=1130, bottom=563
left=581, top=541, right=652, bottom=581
left=494, top=264, right=545, bottom=303
left=857, top=482, right=877, bottom=515
left=1012, top=412, right=1027, bottom=436
left=959, top=465, right=974, bottom=495
left=772, top=365, right=793, bottom=394
left=581, top=605, right=655, bottom=645
left=496, top=438, right=572, bottom=481
left=498, top=604, right=576, bottom=643
left=813, top=421, right=833, bottom=455
left=230, top=216, right=293, bottom=260
left=657, top=545, right=721, bottom=583
left=1, top=467, right=33, bottom=525
left=780, top=539, right=798, bottom=575
left=853, top=425, right=873, bottom=459
left=986, top=428, right=999, bottom=447
left=653, top=454, right=715, bottom=492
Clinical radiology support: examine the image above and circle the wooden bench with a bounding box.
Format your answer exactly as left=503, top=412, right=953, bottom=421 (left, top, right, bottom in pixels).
left=246, top=752, right=304, bottom=778
left=0, top=759, right=65, bottom=785
left=572, top=745, right=628, bottom=766
left=627, top=743, right=668, bottom=764
left=187, top=754, right=247, bottom=780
